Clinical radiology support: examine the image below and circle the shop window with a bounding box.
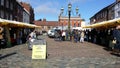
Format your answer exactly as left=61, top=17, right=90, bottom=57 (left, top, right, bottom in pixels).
left=1, top=0, right=4, bottom=6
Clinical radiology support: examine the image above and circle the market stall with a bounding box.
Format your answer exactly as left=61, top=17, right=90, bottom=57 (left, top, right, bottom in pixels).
left=82, top=18, right=120, bottom=29
left=82, top=18, right=120, bottom=47
left=0, top=18, right=41, bottom=28
left=0, top=18, right=41, bottom=47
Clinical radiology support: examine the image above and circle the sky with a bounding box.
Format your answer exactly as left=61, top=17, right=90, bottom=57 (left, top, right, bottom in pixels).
left=19, top=0, right=115, bottom=23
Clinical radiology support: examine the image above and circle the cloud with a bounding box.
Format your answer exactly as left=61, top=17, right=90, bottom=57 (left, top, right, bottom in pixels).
left=68, top=0, right=93, bottom=4
left=70, top=0, right=81, bottom=4
left=18, top=0, right=30, bottom=3
left=34, top=2, right=59, bottom=15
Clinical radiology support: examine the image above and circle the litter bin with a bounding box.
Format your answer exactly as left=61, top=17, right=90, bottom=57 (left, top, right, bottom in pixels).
left=31, top=39, right=47, bottom=59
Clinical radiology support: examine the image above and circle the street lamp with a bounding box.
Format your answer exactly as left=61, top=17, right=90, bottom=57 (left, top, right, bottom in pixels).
left=68, top=3, right=72, bottom=31
left=60, top=7, right=64, bottom=31
left=76, top=7, right=79, bottom=27
left=76, top=6, right=79, bottom=15
left=61, top=7, right=64, bottom=16
left=67, top=3, right=72, bottom=40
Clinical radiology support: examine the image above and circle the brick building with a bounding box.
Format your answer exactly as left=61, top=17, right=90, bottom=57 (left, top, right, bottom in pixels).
left=90, top=0, right=120, bottom=25
left=0, top=0, right=34, bottom=47
left=58, top=3, right=85, bottom=29
left=89, top=0, right=120, bottom=47
left=0, top=0, right=16, bottom=20
left=15, top=2, right=24, bottom=22
left=59, top=16, right=84, bottom=28
left=20, top=2, right=34, bottom=24
left=34, top=19, right=58, bottom=32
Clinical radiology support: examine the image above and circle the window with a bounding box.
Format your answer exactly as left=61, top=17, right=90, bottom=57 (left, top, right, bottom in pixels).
left=10, top=3, right=13, bottom=10
left=74, top=23, right=76, bottom=27
left=6, top=12, right=9, bottom=20
left=78, top=23, right=80, bottom=27
left=118, top=3, right=120, bottom=8
left=6, top=0, right=9, bottom=8
left=42, top=26, right=44, bottom=29
left=66, top=20, right=68, bottom=23
left=74, top=21, right=76, bottom=23
left=118, top=11, right=120, bottom=17
left=0, top=11, right=1, bottom=18
left=10, top=14, right=13, bottom=20
left=1, top=0, right=4, bottom=6
left=78, top=21, right=80, bottom=27
left=48, top=26, right=50, bottom=29
left=1, top=10, right=4, bottom=18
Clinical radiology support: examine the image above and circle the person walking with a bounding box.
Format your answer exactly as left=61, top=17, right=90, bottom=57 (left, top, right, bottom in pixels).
left=80, top=30, right=85, bottom=43
left=29, top=30, right=36, bottom=39
left=62, top=30, right=66, bottom=41
left=112, top=28, right=120, bottom=54
left=74, top=30, right=78, bottom=43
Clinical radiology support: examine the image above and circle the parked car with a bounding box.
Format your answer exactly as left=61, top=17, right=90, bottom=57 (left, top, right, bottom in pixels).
left=48, top=29, right=61, bottom=38
left=47, top=29, right=55, bottom=38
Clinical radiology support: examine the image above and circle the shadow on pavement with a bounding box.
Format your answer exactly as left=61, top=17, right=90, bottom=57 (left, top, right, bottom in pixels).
left=110, top=53, right=120, bottom=57
left=103, top=47, right=111, bottom=51
left=103, top=47, right=120, bottom=57
left=0, top=52, right=17, bottom=60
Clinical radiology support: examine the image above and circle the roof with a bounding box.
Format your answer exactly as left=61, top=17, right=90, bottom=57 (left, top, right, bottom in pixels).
left=34, top=20, right=58, bottom=26
left=90, top=2, right=116, bottom=19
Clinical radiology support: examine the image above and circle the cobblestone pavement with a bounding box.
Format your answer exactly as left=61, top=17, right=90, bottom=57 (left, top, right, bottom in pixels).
left=0, top=35, right=120, bottom=68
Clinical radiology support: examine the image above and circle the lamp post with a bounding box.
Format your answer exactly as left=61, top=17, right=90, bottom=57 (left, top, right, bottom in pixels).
left=66, top=3, right=72, bottom=40
left=68, top=3, right=72, bottom=31
left=61, top=7, right=64, bottom=31
left=67, top=3, right=72, bottom=41
left=61, top=7, right=64, bottom=15
left=60, top=3, right=79, bottom=40
left=76, top=6, right=79, bottom=15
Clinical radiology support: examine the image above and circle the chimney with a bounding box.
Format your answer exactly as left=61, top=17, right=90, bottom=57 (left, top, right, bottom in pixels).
left=43, top=18, right=46, bottom=22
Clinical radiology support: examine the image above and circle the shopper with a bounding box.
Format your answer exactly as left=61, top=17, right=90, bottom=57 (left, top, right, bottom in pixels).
left=62, top=30, right=66, bottom=41
left=80, top=30, right=85, bottom=43
left=112, top=28, right=120, bottom=54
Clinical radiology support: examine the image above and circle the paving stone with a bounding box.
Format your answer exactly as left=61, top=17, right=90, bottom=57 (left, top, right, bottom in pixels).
left=89, top=64, right=95, bottom=68
left=0, top=36, right=120, bottom=68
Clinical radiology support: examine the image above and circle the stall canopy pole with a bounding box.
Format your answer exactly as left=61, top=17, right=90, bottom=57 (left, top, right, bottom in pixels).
left=4, top=26, right=11, bottom=47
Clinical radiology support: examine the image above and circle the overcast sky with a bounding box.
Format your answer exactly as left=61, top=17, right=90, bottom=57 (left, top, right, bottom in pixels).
left=19, top=0, right=115, bottom=23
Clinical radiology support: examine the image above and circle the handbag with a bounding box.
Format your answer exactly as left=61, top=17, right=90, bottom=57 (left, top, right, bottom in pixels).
left=112, top=39, right=116, bottom=44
